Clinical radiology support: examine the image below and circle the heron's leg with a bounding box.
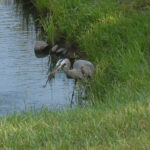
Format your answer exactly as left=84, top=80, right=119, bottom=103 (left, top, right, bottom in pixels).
left=83, top=79, right=88, bottom=99
left=70, top=79, right=77, bottom=107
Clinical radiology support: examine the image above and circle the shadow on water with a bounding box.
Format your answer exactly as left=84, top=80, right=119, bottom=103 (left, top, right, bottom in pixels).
left=15, top=0, right=39, bottom=28
left=0, top=0, right=87, bottom=116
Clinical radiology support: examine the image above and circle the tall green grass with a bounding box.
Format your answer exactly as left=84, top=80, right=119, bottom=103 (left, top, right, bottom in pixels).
left=31, top=0, right=150, bottom=102
left=1, top=97, right=150, bottom=149
left=41, top=16, right=56, bottom=45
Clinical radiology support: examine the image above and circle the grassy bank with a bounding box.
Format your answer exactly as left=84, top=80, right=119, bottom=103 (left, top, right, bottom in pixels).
left=1, top=0, right=150, bottom=149
left=1, top=98, right=150, bottom=149
left=30, top=0, right=150, bottom=103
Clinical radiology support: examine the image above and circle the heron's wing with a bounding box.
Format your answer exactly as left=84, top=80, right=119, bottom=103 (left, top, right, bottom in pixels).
left=81, top=64, right=95, bottom=78
left=66, top=69, right=84, bottom=79
left=73, top=60, right=95, bottom=72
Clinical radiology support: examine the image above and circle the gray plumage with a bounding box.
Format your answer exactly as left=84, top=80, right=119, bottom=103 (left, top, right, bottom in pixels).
left=43, top=58, right=95, bottom=88
left=56, top=58, right=95, bottom=80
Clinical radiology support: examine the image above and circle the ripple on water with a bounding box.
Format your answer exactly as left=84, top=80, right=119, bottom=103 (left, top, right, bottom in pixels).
left=0, top=0, right=75, bottom=116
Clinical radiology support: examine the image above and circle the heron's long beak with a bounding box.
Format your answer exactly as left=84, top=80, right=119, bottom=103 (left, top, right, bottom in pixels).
left=50, top=66, right=60, bottom=75
left=43, top=66, right=60, bottom=88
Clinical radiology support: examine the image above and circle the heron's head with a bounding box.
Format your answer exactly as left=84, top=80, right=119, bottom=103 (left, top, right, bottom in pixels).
left=50, top=58, right=71, bottom=76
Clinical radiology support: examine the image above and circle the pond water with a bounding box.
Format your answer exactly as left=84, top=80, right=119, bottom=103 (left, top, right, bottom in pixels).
left=0, top=0, right=75, bottom=116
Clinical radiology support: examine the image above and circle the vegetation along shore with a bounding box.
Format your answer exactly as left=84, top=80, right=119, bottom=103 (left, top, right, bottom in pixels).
left=1, top=0, right=150, bottom=149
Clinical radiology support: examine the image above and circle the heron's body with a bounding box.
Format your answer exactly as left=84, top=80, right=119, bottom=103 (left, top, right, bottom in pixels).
left=64, top=59, right=95, bottom=79
left=43, top=58, right=95, bottom=90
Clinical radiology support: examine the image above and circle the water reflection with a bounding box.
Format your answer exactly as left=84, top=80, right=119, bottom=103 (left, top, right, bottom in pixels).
left=0, top=0, right=75, bottom=116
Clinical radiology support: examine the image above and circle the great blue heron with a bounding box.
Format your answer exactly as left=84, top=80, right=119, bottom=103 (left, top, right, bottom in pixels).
left=52, top=58, right=95, bottom=79
left=44, top=58, right=95, bottom=84
left=43, top=58, right=95, bottom=102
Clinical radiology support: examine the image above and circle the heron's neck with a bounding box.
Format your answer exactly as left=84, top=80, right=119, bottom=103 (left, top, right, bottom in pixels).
left=63, top=67, right=75, bottom=78
left=63, top=66, right=71, bottom=78
left=63, top=65, right=70, bottom=72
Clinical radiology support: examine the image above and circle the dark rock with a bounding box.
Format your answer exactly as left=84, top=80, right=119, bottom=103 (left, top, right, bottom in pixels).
left=34, top=50, right=49, bottom=58
left=56, top=48, right=66, bottom=54
left=34, top=41, right=50, bottom=53
left=62, top=49, right=67, bottom=55
left=51, top=45, right=59, bottom=52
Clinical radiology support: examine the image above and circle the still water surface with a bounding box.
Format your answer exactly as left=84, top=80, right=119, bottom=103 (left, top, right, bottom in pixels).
left=0, top=0, right=75, bottom=116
